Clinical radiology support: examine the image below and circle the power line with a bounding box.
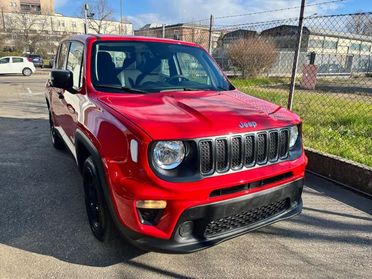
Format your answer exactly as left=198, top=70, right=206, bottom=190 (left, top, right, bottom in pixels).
left=213, top=11, right=371, bottom=29
left=185, top=0, right=348, bottom=24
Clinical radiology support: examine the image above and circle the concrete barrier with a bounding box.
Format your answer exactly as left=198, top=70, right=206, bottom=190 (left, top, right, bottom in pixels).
left=305, top=148, right=372, bottom=196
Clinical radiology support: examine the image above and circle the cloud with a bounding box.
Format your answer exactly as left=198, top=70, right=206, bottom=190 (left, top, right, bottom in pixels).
left=131, top=0, right=344, bottom=29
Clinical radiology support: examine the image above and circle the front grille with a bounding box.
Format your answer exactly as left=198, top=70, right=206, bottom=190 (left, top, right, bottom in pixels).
left=198, top=128, right=290, bottom=176
left=204, top=199, right=289, bottom=237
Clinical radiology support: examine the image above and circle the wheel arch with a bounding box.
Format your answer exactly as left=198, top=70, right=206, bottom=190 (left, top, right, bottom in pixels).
left=75, top=129, right=132, bottom=239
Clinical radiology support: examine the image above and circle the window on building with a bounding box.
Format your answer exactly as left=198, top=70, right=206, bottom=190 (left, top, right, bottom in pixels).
left=174, top=30, right=180, bottom=40
left=323, top=40, right=338, bottom=49
left=57, top=42, right=69, bottom=69
left=72, top=22, right=77, bottom=28
left=12, top=58, right=24, bottom=63
left=67, top=42, right=84, bottom=89
left=350, top=43, right=360, bottom=51
left=361, top=44, right=371, bottom=52
left=20, top=4, right=41, bottom=13
left=308, top=38, right=324, bottom=48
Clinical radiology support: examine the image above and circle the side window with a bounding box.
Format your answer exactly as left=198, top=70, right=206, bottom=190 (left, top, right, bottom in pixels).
left=0, top=58, right=10, bottom=64
left=160, top=59, right=170, bottom=76
left=176, top=52, right=209, bottom=84
left=66, top=41, right=84, bottom=89
left=12, top=58, right=24, bottom=63
left=57, top=42, right=69, bottom=69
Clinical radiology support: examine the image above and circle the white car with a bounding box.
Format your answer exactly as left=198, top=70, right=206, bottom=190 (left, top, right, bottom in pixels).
left=0, top=56, right=36, bottom=76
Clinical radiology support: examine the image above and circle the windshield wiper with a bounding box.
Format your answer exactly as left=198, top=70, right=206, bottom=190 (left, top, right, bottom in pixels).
left=95, top=84, right=147, bottom=94
left=159, top=88, right=213, bottom=92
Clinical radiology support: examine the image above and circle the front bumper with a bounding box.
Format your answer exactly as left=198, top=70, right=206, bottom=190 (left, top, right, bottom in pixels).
left=120, top=178, right=303, bottom=253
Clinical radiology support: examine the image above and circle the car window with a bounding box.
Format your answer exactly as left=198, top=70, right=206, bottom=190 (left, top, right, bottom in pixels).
left=12, top=58, right=24, bottom=63
left=0, top=58, right=10, bottom=64
left=66, top=41, right=84, bottom=89
left=176, top=52, right=210, bottom=84
left=57, top=42, right=69, bottom=69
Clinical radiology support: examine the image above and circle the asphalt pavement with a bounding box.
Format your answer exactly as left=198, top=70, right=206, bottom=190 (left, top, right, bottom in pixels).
left=0, top=74, right=371, bottom=279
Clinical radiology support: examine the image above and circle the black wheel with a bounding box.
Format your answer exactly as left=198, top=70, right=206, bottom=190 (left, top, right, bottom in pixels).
left=83, top=156, right=113, bottom=242
left=49, top=112, right=65, bottom=150
left=22, top=68, right=32, bottom=76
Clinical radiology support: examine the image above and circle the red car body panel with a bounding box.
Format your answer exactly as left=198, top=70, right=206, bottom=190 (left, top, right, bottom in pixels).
left=46, top=34, right=307, bottom=252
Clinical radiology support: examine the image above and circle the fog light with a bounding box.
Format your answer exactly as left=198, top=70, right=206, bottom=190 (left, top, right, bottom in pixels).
left=179, top=221, right=194, bottom=238
left=136, top=200, right=167, bottom=209
left=137, top=208, right=163, bottom=225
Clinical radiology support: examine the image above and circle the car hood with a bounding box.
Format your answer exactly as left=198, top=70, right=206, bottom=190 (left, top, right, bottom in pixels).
left=98, top=90, right=300, bottom=140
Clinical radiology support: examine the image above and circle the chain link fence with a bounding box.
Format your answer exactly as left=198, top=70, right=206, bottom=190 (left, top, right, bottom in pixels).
left=135, top=12, right=372, bottom=167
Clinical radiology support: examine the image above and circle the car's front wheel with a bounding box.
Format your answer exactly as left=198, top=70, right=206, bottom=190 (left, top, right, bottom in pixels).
left=83, top=156, right=114, bottom=242
left=22, top=67, right=32, bottom=76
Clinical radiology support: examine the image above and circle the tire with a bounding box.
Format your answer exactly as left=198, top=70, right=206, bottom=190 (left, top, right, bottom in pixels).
left=22, top=68, right=32, bottom=76
left=83, top=156, right=114, bottom=242
left=49, top=112, right=65, bottom=150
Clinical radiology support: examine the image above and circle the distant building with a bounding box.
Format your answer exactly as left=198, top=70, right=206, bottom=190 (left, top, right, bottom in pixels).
left=0, top=0, right=54, bottom=15
left=135, top=23, right=222, bottom=50
left=260, top=24, right=372, bottom=55
left=0, top=12, right=133, bottom=53
left=260, top=24, right=372, bottom=73
left=219, top=29, right=258, bottom=47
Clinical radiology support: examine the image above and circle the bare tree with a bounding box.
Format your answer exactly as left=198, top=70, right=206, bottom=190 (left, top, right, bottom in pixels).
left=346, top=13, right=372, bottom=36
left=5, top=13, right=49, bottom=53
left=81, top=0, right=114, bottom=34
left=227, top=37, right=278, bottom=78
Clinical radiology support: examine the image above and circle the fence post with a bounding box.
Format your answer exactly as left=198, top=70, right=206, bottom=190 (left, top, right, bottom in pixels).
left=287, top=0, right=306, bottom=111
left=208, top=14, right=214, bottom=54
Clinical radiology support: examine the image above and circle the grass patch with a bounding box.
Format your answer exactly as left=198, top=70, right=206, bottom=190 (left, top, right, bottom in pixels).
left=231, top=78, right=372, bottom=167
left=232, top=77, right=290, bottom=87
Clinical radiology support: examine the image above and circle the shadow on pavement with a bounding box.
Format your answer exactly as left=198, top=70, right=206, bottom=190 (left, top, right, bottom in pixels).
left=1, top=117, right=371, bottom=273
left=0, top=117, right=145, bottom=267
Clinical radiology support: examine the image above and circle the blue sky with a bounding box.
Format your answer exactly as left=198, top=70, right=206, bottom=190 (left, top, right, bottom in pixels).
left=55, top=0, right=372, bottom=29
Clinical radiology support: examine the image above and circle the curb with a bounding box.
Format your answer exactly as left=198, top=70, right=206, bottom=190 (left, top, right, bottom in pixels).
left=305, top=148, right=372, bottom=196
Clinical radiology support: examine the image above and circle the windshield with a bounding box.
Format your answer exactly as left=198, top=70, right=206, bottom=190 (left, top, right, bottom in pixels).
left=91, top=41, right=234, bottom=93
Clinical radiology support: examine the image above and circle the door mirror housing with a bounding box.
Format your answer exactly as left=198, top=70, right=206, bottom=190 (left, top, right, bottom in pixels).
left=50, top=69, right=76, bottom=92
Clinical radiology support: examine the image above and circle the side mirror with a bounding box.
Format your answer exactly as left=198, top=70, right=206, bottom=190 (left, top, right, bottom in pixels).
left=50, top=69, right=74, bottom=91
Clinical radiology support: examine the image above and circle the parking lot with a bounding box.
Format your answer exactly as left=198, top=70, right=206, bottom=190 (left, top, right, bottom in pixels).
left=0, top=73, right=371, bottom=279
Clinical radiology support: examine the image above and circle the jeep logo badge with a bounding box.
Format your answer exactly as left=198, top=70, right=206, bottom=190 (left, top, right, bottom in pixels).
left=239, top=121, right=257, bottom=128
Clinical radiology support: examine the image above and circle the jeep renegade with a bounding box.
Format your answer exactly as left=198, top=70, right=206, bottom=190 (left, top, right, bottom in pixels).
left=46, top=35, right=307, bottom=253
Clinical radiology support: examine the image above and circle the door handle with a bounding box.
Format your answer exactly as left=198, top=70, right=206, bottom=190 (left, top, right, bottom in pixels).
left=57, top=92, right=64, bottom=99
left=67, top=104, right=75, bottom=114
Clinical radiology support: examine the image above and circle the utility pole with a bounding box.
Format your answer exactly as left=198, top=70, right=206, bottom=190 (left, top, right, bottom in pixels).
left=84, top=4, right=89, bottom=34
left=84, top=4, right=94, bottom=34
left=120, top=0, right=123, bottom=34
left=208, top=14, right=214, bottom=54
left=288, top=0, right=306, bottom=111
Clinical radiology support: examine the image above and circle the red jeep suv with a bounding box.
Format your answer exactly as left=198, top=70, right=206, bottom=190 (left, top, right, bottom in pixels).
left=46, top=35, right=307, bottom=253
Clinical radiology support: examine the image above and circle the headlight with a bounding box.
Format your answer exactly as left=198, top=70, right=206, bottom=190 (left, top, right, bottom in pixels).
left=153, top=141, right=185, bottom=170
left=289, top=126, right=299, bottom=148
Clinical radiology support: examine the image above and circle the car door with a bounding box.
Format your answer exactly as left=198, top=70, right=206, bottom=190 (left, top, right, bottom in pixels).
left=63, top=41, right=85, bottom=144
left=49, top=40, right=84, bottom=153
left=11, top=57, right=25, bottom=73
left=0, top=57, right=11, bottom=74
left=49, top=41, right=72, bottom=148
